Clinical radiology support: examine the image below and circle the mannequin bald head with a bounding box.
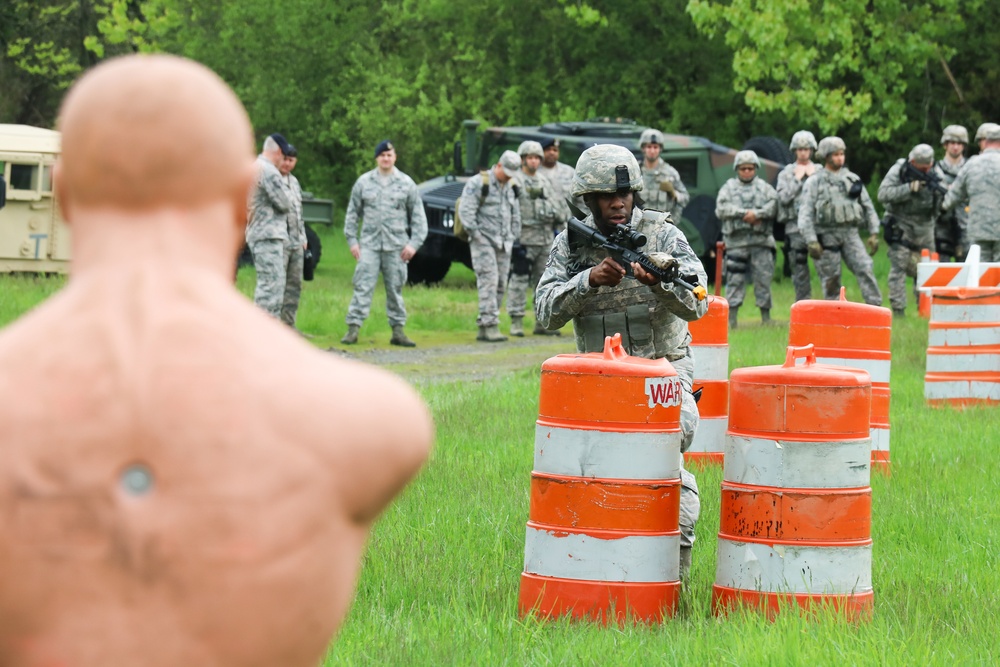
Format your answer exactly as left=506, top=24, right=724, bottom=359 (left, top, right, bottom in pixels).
left=56, top=54, right=255, bottom=213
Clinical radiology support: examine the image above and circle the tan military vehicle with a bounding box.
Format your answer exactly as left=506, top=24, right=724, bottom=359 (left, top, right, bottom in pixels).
left=0, top=124, right=69, bottom=273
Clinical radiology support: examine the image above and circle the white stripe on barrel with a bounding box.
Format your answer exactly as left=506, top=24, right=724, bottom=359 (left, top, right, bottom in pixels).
left=534, top=425, right=682, bottom=480
left=715, top=539, right=872, bottom=595
left=931, top=303, right=1000, bottom=323
left=925, top=379, right=1000, bottom=401
left=687, top=417, right=727, bottom=455
left=926, top=351, right=1000, bottom=373
left=524, top=525, right=680, bottom=582
left=724, top=435, right=871, bottom=489
left=691, top=345, right=728, bottom=381
left=871, top=427, right=890, bottom=455
left=929, top=325, right=1000, bottom=347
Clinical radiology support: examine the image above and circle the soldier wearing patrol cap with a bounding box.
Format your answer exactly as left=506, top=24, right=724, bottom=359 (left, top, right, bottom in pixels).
left=715, top=150, right=778, bottom=327
left=639, top=128, right=690, bottom=224
left=776, top=131, right=821, bottom=302
left=535, top=144, right=708, bottom=580
left=341, top=139, right=428, bottom=346
left=798, top=136, right=883, bottom=306
left=506, top=140, right=567, bottom=337
left=877, top=144, right=942, bottom=316
left=247, top=133, right=295, bottom=320
left=539, top=137, right=583, bottom=223
left=943, top=123, right=1000, bottom=263
left=936, top=125, right=970, bottom=261
left=459, top=149, right=523, bottom=342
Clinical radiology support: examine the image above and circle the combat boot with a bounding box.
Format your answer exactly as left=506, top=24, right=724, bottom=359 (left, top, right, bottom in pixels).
left=761, top=308, right=777, bottom=326
left=679, top=546, right=692, bottom=582
left=483, top=324, right=507, bottom=343
left=893, top=308, right=905, bottom=318
left=509, top=316, right=525, bottom=337
left=340, top=324, right=360, bottom=345
left=533, top=322, right=561, bottom=336
left=476, top=326, right=488, bottom=341
left=728, top=307, right=739, bottom=330
left=390, top=325, right=416, bottom=347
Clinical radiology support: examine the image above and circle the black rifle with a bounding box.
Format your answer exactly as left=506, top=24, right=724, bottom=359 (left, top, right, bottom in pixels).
left=899, top=161, right=948, bottom=197
left=567, top=218, right=707, bottom=301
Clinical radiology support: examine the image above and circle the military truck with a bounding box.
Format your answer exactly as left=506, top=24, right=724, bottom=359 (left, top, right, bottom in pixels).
left=0, top=124, right=69, bottom=273
left=408, top=119, right=789, bottom=284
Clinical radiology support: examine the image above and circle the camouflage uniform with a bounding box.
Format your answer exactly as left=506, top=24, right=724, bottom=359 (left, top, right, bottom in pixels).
left=641, top=157, right=690, bottom=223
left=943, top=148, right=1000, bottom=263
left=343, top=167, right=428, bottom=327
left=936, top=156, right=968, bottom=260
left=798, top=168, right=883, bottom=305
left=508, top=170, right=566, bottom=320
left=535, top=206, right=708, bottom=551
left=280, top=171, right=305, bottom=327
left=540, top=161, right=583, bottom=221
left=776, top=162, right=821, bottom=301
left=246, top=155, right=293, bottom=319
left=459, top=168, right=521, bottom=327
left=877, top=158, right=941, bottom=312
left=716, top=175, right=778, bottom=311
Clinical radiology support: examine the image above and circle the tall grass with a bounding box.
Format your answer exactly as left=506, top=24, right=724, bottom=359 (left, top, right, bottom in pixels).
left=2, top=226, right=996, bottom=665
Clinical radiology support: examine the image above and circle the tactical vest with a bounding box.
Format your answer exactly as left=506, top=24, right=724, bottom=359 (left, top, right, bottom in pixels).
left=816, top=171, right=864, bottom=227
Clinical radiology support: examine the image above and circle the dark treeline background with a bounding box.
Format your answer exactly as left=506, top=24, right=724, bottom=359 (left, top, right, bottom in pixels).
left=2, top=0, right=997, bottom=204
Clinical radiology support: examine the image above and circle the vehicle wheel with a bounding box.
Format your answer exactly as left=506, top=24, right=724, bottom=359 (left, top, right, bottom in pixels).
left=305, top=225, right=322, bottom=266
left=407, top=255, right=451, bottom=285
left=741, top=136, right=793, bottom=166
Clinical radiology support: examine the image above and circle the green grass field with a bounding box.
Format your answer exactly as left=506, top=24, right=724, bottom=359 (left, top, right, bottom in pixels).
left=2, top=224, right=997, bottom=665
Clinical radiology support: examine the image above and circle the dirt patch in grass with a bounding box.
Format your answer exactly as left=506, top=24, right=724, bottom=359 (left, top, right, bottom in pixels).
left=328, top=335, right=576, bottom=384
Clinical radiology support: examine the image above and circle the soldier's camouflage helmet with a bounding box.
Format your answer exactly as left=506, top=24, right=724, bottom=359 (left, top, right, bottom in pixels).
left=979, top=123, right=1000, bottom=142
left=572, top=144, right=643, bottom=197
left=733, top=150, right=760, bottom=170
left=789, top=130, right=818, bottom=150
left=940, top=125, right=969, bottom=145
left=816, top=136, right=847, bottom=162
left=974, top=123, right=1000, bottom=142
left=517, top=140, right=544, bottom=158
left=639, top=128, right=665, bottom=147
left=908, top=143, right=935, bottom=165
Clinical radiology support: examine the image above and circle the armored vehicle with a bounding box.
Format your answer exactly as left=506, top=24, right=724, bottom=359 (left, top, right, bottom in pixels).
left=408, top=119, right=789, bottom=284
left=0, top=124, right=69, bottom=273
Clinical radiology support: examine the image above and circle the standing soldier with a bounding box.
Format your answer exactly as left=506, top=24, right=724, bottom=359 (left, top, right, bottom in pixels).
left=507, top=141, right=566, bottom=337
left=639, top=128, right=690, bottom=224
left=459, top=150, right=522, bottom=342
left=539, top=138, right=579, bottom=222
left=247, top=133, right=293, bottom=320
left=798, top=136, right=883, bottom=306
left=936, top=125, right=969, bottom=261
left=877, top=144, right=942, bottom=317
left=341, top=140, right=428, bottom=347
left=776, top=131, right=821, bottom=302
left=943, top=123, right=1000, bottom=263
left=534, top=144, right=708, bottom=580
left=715, top=150, right=778, bottom=328
left=278, top=143, right=305, bottom=327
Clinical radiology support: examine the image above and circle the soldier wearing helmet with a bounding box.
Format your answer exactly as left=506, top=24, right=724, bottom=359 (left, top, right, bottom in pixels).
left=943, top=122, right=1000, bottom=262
left=535, top=144, right=708, bottom=579
left=798, top=137, right=883, bottom=306
left=877, top=144, right=942, bottom=316
left=638, top=128, right=690, bottom=224
left=936, top=125, right=970, bottom=261
left=776, top=131, right=821, bottom=302
left=506, top=140, right=568, bottom=337
left=715, top=150, right=778, bottom=327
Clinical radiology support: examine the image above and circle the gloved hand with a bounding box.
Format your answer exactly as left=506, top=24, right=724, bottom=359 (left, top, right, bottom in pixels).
left=808, top=241, right=823, bottom=259
left=909, top=180, right=923, bottom=193
left=866, top=233, right=879, bottom=255
left=659, top=179, right=676, bottom=197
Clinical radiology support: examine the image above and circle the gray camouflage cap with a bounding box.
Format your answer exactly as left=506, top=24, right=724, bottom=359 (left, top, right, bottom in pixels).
left=816, top=136, right=846, bottom=162
left=982, top=124, right=1000, bottom=142
left=733, top=150, right=760, bottom=170
left=789, top=130, right=818, bottom=150
left=572, top=144, right=643, bottom=196
left=974, top=123, right=999, bottom=142
left=639, top=128, right=665, bottom=147
left=941, top=125, right=969, bottom=145
left=498, top=150, right=522, bottom=178
left=517, top=140, right=544, bottom=158
left=908, top=143, right=935, bottom=164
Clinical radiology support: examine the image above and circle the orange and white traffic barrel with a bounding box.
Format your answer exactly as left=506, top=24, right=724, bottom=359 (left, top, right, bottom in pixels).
left=789, top=287, right=892, bottom=473
left=925, top=286, right=1000, bottom=406
left=519, top=333, right=684, bottom=622
left=686, top=295, right=729, bottom=466
left=712, top=344, right=873, bottom=619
